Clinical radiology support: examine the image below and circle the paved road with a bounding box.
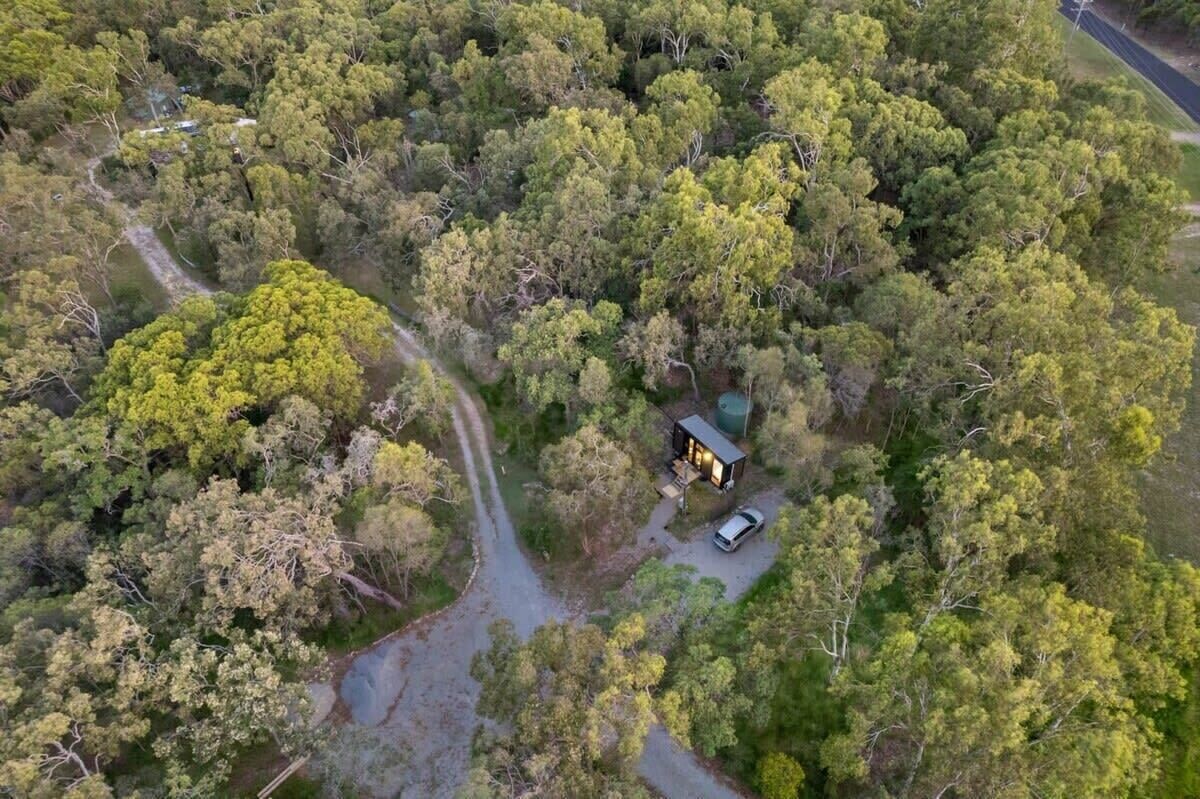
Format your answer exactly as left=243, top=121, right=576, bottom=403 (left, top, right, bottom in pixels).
left=1060, top=1, right=1200, bottom=124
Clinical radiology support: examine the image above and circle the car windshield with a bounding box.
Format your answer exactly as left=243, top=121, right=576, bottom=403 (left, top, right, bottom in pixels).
left=738, top=511, right=757, bottom=525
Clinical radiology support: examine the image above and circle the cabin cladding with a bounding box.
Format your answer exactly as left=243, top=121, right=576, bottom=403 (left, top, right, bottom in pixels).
left=671, top=414, right=747, bottom=490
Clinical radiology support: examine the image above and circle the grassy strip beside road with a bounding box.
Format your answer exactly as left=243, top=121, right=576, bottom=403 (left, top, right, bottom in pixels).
left=308, top=575, right=459, bottom=655
left=1060, top=16, right=1200, bottom=200
left=1179, top=143, right=1200, bottom=199
left=1059, top=19, right=1200, bottom=567
left=108, top=243, right=171, bottom=311
left=1140, top=231, right=1200, bottom=563
left=1061, top=16, right=1200, bottom=132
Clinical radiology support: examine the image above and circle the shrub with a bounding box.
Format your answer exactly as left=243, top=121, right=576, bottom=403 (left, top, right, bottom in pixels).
left=757, top=752, right=806, bottom=799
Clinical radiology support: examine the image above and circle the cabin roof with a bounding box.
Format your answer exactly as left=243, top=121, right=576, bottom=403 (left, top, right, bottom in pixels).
left=675, top=414, right=746, bottom=465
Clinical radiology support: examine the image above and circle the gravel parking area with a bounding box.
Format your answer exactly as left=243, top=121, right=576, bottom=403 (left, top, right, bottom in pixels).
left=654, top=488, right=788, bottom=600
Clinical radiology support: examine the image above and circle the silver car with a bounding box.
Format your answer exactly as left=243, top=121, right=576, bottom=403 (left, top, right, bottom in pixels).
left=713, top=507, right=766, bottom=552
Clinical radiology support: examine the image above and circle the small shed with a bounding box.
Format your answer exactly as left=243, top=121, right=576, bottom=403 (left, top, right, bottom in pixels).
left=671, top=414, right=747, bottom=490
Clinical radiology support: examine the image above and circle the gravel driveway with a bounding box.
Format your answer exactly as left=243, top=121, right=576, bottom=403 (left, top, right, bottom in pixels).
left=637, top=487, right=788, bottom=799
left=338, top=326, right=569, bottom=797
left=660, top=488, right=788, bottom=601
left=86, top=155, right=214, bottom=299
left=115, top=184, right=765, bottom=798
left=103, top=191, right=568, bottom=796
left=640, top=726, right=748, bottom=799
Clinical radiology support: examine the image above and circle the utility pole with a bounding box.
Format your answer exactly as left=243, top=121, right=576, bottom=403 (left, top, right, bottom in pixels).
left=1068, top=0, right=1093, bottom=43
left=1065, top=0, right=1093, bottom=65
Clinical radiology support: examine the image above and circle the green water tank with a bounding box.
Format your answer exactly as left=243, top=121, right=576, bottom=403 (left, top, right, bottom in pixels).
left=716, top=392, right=752, bottom=438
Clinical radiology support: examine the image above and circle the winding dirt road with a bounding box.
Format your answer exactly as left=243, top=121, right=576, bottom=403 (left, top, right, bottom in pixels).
left=85, top=156, right=213, bottom=298
left=100, top=172, right=746, bottom=796
left=339, top=324, right=569, bottom=797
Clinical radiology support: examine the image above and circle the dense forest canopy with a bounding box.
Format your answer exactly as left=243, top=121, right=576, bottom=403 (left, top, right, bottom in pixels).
left=1, top=0, right=1199, bottom=797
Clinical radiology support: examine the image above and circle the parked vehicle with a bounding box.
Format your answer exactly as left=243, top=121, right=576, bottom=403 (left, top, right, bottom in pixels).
left=713, top=507, right=766, bottom=552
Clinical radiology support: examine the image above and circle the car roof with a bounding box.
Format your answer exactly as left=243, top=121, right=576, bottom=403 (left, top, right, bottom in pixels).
left=717, top=515, right=752, bottom=537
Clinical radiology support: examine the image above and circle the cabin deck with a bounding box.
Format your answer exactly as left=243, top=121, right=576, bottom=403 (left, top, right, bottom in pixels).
left=657, top=458, right=702, bottom=499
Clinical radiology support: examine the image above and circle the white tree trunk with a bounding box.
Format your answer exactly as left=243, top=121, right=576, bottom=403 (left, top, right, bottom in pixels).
left=335, top=571, right=407, bottom=612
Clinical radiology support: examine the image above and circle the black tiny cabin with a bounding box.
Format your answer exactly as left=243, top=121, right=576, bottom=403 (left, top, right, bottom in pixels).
left=671, top=414, right=747, bottom=490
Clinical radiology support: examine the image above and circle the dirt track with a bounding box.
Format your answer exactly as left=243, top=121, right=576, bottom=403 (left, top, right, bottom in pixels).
left=337, top=324, right=569, bottom=797
left=110, top=179, right=757, bottom=797
left=85, top=156, right=213, bottom=299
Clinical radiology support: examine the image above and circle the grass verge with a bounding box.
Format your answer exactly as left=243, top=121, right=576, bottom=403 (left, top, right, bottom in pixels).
left=108, top=243, right=171, bottom=311
left=309, top=575, right=458, bottom=656
left=1178, top=144, right=1200, bottom=200
left=152, top=226, right=218, bottom=286
left=331, top=257, right=413, bottom=315
left=667, top=484, right=739, bottom=539
left=1139, top=231, right=1200, bottom=563
left=1060, top=16, right=1199, bottom=133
